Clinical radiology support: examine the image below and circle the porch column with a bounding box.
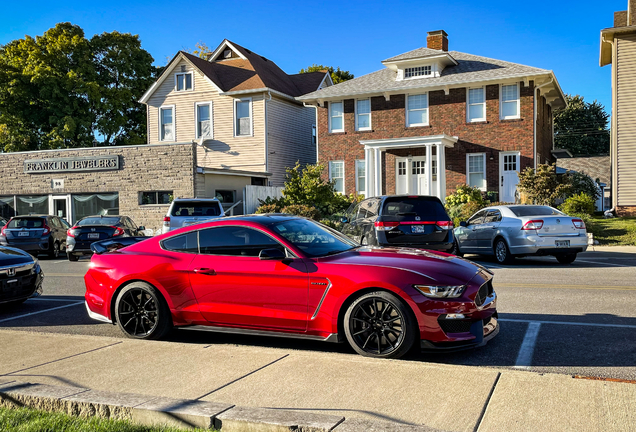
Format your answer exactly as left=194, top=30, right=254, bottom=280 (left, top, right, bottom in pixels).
left=425, top=144, right=433, bottom=195
left=436, top=143, right=445, bottom=200
left=364, top=147, right=374, bottom=198
left=374, top=147, right=383, bottom=196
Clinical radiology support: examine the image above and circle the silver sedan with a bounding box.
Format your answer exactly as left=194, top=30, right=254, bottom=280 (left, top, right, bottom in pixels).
left=453, top=205, right=588, bottom=264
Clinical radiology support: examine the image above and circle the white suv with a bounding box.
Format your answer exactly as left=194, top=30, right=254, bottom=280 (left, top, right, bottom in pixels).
left=161, top=198, right=225, bottom=233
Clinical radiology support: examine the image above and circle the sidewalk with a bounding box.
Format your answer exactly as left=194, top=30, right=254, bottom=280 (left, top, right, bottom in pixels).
left=1, top=329, right=635, bottom=431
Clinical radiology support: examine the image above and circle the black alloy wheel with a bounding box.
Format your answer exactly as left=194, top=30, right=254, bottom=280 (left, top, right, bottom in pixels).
left=50, top=241, right=60, bottom=259
left=450, top=240, right=463, bottom=257
left=68, top=253, right=79, bottom=262
left=494, top=238, right=514, bottom=264
left=115, top=282, right=171, bottom=340
left=344, top=291, right=416, bottom=359
left=556, top=253, right=577, bottom=264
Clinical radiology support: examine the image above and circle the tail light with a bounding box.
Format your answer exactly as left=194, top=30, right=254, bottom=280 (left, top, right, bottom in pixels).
left=572, top=219, right=586, bottom=229
left=374, top=221, right=400, bottom=231
left=436, top=221, right=454, bottom=230
left=163, top=216, right=170, bottom=228
left=0, top=225, right=6, bottom=236
left=42, top=221, right=51, bottom=235
left=67, top=227, right=79, bottom=238
left=521, top=220, right=544, bottom=230
left=112, top=226, right=125, bottom=237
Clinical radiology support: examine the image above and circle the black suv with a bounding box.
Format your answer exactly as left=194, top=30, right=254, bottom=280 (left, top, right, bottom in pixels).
left=0, top=215, right=71, bottom=258
left=340, top=195, right=454, bottom=252
left=66, top=215, right=146, bottom=261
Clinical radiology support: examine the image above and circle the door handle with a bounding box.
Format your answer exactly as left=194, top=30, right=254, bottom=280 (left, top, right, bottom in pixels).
left=193, top=268, right=216, bottom=275
left=501, top=176, right=504, bottom=187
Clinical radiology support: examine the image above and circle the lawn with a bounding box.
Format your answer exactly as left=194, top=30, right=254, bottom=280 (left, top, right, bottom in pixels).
left=0, top=405, right=213, bottom=432
left=590, top=216, right=636, bottom=245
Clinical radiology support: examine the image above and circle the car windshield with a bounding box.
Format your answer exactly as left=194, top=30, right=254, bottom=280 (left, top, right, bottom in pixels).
left=271, top=218, right=358, bottom=258
left=7, top=217, right=44, bottom=228
left=508, top=206, right=564, bottom=217
left=171, top=201, right=222, bottom=217
left=78, top=217, right=121, bottom=226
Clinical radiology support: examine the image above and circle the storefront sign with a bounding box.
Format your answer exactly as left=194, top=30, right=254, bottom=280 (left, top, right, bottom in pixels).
left=24, top=156, right=120, bottom=174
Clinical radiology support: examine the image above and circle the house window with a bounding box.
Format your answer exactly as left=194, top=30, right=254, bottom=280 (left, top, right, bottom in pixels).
left=329, top=101, right=344, bottom=133
left=467, top=153, right=487, bottom=191
left=235, top=98, right=252, bottom=136
left=407, top=94, right=428, bottom=127
left=500, top=84, right=520, bottom=119
left=312, top=124, right=316, bottom=145
left=467, top=87, right=486, bottom=122
left=195, top=102, right=213, bottom=139
left=355, top=160, right=366, bottom=195
left=140, top=191, right=172, bottom=205
left=405, top=66, right=431, bottom=79
left=356, top=99, right=371, bottom=131
left=329, top=161, right=345, bottom=194
left=159, top=106, right=174, bottom=141
left=175, top=72, right=193, bottom=91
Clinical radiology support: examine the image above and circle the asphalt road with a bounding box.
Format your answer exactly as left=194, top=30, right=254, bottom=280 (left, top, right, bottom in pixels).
left=2, top=247, right=635, bottom=380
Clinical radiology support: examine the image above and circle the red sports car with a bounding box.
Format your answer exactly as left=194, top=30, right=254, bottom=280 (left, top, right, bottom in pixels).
left=85, top=215, right=498, bottom=359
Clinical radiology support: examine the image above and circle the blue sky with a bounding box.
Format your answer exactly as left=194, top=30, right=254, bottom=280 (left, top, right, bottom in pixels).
left=1, top=0, right=625, bottom=112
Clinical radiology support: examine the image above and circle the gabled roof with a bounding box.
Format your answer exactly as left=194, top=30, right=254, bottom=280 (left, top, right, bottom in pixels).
left=298, top=49, right=565, bottom=109
left=140, top=40, right=329, bottom=103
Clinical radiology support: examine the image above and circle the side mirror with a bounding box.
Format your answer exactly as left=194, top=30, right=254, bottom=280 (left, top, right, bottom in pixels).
left=340, top=217, right=349, bottom=224
left=459, top=221, right=467, bottom=227
left=259, top=248, right=286, bottom=260
left=138, top=226, right=146, bottom=231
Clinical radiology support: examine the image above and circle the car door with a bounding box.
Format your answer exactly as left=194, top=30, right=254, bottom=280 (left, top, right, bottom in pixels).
left=188, top=225, right=309, bottom=331
left=361, top=198, right=380, bottom=245
left=476, top=210, right=502, bottom=250
left=51, top=217, right=66, bottom=247
left=340, top=202, right=361, bottom=241
left=457, top=210, right=487, bottom=253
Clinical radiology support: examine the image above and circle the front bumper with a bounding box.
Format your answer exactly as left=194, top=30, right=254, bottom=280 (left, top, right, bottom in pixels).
left=0, top=264, right=44, bottom=304
left=421, top=314, right=499, bottom=352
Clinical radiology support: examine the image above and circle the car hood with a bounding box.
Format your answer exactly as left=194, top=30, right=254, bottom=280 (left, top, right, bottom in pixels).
left=318, top=246, right=486, bottom=285
left=0, top=246, right=35, bottom=266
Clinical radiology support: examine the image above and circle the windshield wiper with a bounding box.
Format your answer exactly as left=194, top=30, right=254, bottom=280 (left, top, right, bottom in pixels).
left=323, top=247, right=356, bottom=256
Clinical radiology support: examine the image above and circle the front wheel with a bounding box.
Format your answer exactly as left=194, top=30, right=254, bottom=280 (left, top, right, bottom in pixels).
left=556, top=253, right=577, bottom=264
left=344, top=291, right=416, bottom=359
left=115, top=282, right=172, bottom=340
left=494, top=238, right=514, bottom=264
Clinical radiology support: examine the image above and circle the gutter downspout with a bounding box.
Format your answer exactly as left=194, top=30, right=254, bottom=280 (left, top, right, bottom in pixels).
left=603, top=34, right=617, bottom=212
left=264, top=90, right=272, bottom=186
left=303, top=102, right=319, bottom=166
left=534, top=78, right=554, bottom=169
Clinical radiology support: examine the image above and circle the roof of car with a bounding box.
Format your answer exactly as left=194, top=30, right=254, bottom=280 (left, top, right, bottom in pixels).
left=216, top=213, right=304, bottom=225
left=171, top=198, right=221, bottom=202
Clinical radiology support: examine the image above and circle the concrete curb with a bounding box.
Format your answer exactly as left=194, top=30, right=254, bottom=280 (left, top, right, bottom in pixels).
left=0, top=380, right=353, bottom=431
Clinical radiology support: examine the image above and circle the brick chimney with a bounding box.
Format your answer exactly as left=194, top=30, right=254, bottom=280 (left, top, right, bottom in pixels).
left=630, top=0, right=636, bottom=25
left=427, top=30, right=449, bottom=51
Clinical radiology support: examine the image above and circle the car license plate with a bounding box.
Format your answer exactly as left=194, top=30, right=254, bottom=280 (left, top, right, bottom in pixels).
left=411, top=225, right=426, bottom=234
left=18, top=232, right=29, bottom=237
left=555, top=240, right=570, bottom=248
left=88, top=233, right=100, bottom=239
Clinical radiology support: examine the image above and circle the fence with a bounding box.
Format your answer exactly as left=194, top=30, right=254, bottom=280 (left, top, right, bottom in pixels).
left=243, top=185, right=284, bottom=214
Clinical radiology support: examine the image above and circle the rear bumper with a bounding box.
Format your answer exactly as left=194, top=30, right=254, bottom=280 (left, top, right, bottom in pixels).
left=0, top=240, right=49, bottom=252
left=510, top=235, right=588, bottom=255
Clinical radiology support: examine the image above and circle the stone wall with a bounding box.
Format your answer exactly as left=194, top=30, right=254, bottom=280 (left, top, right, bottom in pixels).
left=0, top=143, right=196, bottom=232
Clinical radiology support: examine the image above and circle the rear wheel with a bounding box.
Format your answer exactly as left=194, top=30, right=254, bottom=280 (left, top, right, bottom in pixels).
left=49, top=241, right=60, bottom=259
left=450, top=240, right=463, bottom=257
left=115, top=282, right=172, bottom=340
left=494, top=238, right=514, bottom=264
left=556, top=253, right=577, bottom=264
left=344, top=291, right=416, bottom=359
left=68, top=253, right=80, bottom=262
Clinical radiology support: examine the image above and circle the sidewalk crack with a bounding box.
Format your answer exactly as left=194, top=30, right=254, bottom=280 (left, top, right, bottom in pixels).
left=474, top=372, right=501, bottom=432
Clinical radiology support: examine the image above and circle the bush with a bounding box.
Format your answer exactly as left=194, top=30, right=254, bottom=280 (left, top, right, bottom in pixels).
left=279, top=204, right=320, bottom=220
left=566, top=171, right=601, bottom=201
left=517, top=163, right=571, bottom=206
left=560, top=193, right=595, bottom=215
left=445, top=185, right=485, bottom=207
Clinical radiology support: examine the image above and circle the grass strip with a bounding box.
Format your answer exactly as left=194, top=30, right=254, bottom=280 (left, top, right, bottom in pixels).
left=0, top=405, right=214, bottom=432
left=591, top=216, right=636, bottom=245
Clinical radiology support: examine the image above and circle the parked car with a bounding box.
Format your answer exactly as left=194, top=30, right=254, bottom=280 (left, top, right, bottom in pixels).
left=0, top=217, right=7, bottom=229
left=66, top=215, right=146, bottom=262
left=340, top=195, right=454, bottom=252
left=0, top=245, right=44, bottom=306
left=453, top=205, right=588, bottom=265
left=85, top=215, right=498, bottom=359
left=0, top=215, right=70, bottom=258
left=161, top=198, right=225, bottom=233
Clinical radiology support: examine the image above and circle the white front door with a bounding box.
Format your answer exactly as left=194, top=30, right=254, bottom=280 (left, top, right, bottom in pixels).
left=396, top=158, right=409, bottom=194
left=49, top=195, right=71, bottom=223
left=411, top=157, right=427, bottom=194
left=499, top=152, right=520, bottom=203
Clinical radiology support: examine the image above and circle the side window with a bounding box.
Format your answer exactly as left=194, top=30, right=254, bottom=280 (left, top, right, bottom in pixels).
left=467, top=210, right=487, bottom=226
left=127, top=218, right=138, bottom=230
left=349, top=203, right=362, bottom=221
left=484, top=210, right=501, bottom=223
left=367, top=199, right=380, bottom=218
left=162, top=232, right=198, bottom=253
left=199, top=226, right=283, bottom=257
left=50, top=218, right=61, bottom=228
left=60, top=219, right=71, bottom=229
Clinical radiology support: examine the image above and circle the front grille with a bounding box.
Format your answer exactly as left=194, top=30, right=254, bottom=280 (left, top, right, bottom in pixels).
left=475, top=280, right=494, bottom=307
left=0, top=275, right=36, bottom=301
left=438, top=318, right=473, bottom=334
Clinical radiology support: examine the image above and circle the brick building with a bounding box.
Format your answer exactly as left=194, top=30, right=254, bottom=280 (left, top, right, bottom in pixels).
left=298, top=30, right=567, bottom=203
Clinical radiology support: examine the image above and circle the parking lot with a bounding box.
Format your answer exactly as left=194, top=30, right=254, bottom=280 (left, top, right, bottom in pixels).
left=2, top=247, right=635, bottom=381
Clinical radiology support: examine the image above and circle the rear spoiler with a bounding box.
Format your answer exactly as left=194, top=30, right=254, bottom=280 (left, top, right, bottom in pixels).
left=90, top=237, right=148, bottom=254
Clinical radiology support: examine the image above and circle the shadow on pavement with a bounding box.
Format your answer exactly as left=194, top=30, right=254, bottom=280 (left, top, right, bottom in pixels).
left=466, top=250, right=636, bottom=268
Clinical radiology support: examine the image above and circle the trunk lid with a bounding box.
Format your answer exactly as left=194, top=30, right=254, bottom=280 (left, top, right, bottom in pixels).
left=523, top=216, right=582, bottom=237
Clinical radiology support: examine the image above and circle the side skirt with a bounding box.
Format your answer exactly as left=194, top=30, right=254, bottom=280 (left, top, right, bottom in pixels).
left=181, top=325, right=340, bottom=343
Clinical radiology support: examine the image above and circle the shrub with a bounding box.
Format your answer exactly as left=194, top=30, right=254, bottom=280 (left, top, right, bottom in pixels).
left=517, top=163, right=571, bottom=206
left=279, top=204, right=320, bottom=220
left=445, top=185, right=485, bottom=208
left=560, top=193, right=595, bottom=216
left=566, top=171, right=601, bottom=201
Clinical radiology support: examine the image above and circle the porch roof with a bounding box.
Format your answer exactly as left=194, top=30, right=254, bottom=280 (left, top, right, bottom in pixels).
left=359, top=134, right=458, bottom=150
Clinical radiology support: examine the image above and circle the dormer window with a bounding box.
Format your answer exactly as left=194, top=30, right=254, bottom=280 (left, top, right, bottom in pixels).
left=405, top=66, right=432, bottom=79
left=175, top=72, right=193, bottom=92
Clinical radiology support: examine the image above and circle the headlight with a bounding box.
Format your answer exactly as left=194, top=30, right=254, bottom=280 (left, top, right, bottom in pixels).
left=414, top=284, right=466, bottom=298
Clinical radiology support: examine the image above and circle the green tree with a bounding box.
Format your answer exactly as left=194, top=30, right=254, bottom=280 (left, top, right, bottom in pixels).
left=554, top=94, right=610, bottom=156
left=0, top=22, right=156, bottom=151
left=517, top=164, right=571, bottom=206
left=299, top=64, right=354, bottom=84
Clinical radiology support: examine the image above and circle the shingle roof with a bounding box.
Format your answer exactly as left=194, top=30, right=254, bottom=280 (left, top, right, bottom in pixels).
left=178, top=41, right=327, bottom=97
left=298, top=50, right=552, bottom=101
left=557, top=156, right=611, bottom=186
left=383, top=47, right=451, bottom=62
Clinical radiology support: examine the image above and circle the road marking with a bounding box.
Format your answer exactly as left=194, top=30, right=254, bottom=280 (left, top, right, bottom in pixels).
left=0, top=301, right=84, bottom=323
left=43, top=273, right=85, bottom=277
left=30, top=298, right=83, bottom=302
left=495, top=283, right=636, bottom=291
left=576, top=259, right=633, bottom=267
left=514, top=322, right=541, bottom=369
left=500, top=318, right=636, bottom=329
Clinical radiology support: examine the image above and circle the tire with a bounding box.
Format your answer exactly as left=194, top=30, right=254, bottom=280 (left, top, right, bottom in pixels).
left=49, top=241, right=60, bottom=259
left=68, top=253, right=80, bottom=262
left=344, top=291, right=416, bottom=359
left=450, top=240, right=463, bottom=257
left=556, top=253, right=577, bottom=264
left=494, top=238, right=514, bottom=265
left=114, top=282, right=172, bottom=340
